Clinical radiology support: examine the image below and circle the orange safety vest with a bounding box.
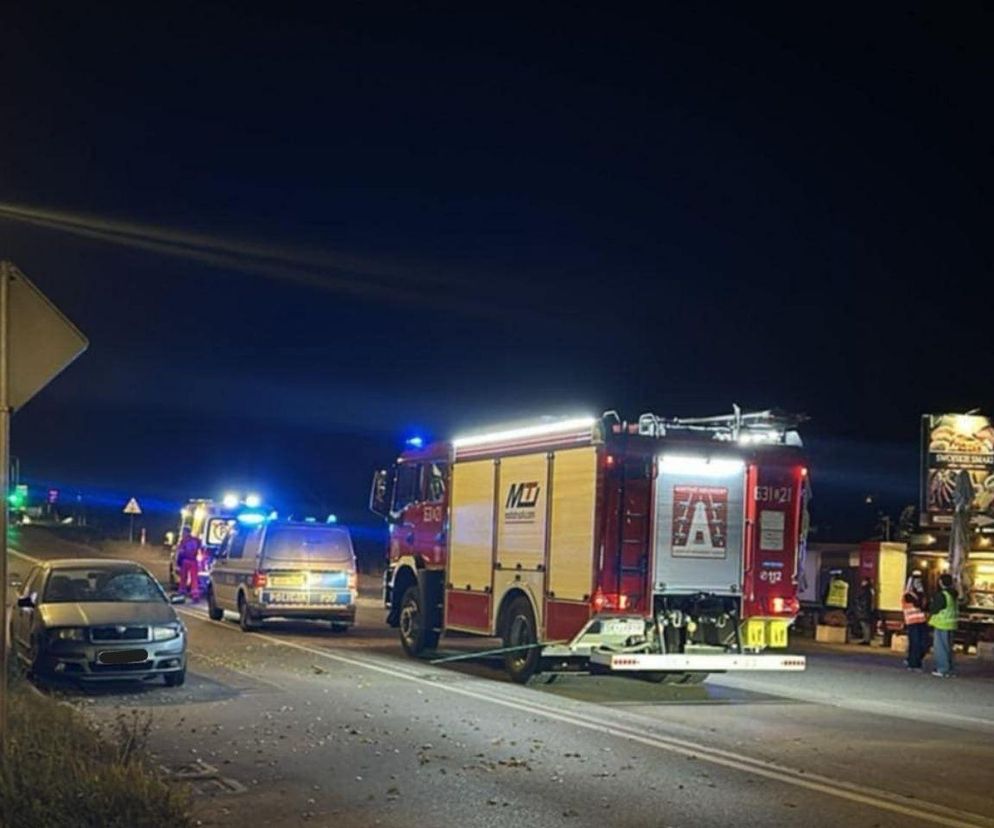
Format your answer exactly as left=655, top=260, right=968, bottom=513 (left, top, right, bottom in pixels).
left=902, top=595, right=926, bottom=625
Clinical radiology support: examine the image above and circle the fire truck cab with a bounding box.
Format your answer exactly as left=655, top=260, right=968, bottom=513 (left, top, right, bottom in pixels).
left=371, top=409, right=808, bottom=683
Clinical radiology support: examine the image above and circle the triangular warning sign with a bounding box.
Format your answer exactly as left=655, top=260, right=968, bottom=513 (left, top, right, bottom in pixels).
left=686, top=501, right=713, bottom=549
left=122, top=497, right=142, bottom=515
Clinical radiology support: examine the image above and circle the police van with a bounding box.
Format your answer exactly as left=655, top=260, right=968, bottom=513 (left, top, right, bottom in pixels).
left=207, top=518, right=358, bottom=632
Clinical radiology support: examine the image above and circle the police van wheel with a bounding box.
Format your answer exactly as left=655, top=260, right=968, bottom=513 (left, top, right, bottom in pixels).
left=207, top=589, right=224, bottom=621
left=399, top=585, right=438, bottom=657
left=238, top=597, right=259, bottom=632
left=503, top=597, right=540, bottom=684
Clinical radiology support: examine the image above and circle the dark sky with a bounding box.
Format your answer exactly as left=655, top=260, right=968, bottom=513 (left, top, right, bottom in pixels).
left=1, top=3, right=990, bottom=539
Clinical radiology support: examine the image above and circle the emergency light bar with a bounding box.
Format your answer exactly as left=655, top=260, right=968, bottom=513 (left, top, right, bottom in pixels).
left=452, top=416, right=596, bottom=450
left=659, top=455, right=745, bottom=476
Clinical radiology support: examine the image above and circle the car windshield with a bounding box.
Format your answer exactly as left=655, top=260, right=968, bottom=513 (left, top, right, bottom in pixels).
left=43, top=568, right=165, bottom=603
left=263, top=526, right=353, bottom=564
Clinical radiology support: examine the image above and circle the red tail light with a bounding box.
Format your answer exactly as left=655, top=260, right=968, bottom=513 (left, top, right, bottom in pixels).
left=770, top=596, right=799, bottom=615
left=591, top=588, right=629, bottom=613
left=251, top=571, right=268, bottom=589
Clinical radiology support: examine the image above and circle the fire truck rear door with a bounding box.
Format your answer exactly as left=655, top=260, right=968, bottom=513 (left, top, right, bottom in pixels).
left=653, top=456, right=745, bottom=596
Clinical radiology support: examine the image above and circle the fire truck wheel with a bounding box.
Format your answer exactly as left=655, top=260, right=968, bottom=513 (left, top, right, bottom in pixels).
left=206, top=588, right=224, bottom=621
left=399, top=585, right=439, bottom=657
left=503, top=597, right=540, bottom=684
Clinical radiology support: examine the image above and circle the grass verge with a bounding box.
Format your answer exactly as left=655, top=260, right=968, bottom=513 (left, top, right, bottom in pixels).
left=0, top=679, right=191, bottom=828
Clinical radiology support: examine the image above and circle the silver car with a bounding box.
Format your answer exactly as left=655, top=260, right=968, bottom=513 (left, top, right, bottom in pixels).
left=9, top=559, right=188, bottom=686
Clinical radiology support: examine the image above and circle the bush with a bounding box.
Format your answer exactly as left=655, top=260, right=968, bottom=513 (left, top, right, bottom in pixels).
left=0, top=680, right=191, bottom=828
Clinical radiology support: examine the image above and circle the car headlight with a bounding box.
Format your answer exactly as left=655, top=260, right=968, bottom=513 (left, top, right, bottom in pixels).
left=51, top=627, right=87, bottom=642
left=152, top=624, right=182, bottom=641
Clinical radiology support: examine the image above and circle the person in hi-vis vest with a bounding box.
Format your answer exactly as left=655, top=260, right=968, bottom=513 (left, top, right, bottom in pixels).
left=928, top=572, right=959, bottom=677
left=901, top=570, right=928, bottom=671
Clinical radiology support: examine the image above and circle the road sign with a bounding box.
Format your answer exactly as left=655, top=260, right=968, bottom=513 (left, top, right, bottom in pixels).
left=1, top=261, right=88, bottom=753
left=123, top=497, right=143, bottom=515
left=5, top=263, right=88, bottom=411
left=47, top=487, right=59, bottom=504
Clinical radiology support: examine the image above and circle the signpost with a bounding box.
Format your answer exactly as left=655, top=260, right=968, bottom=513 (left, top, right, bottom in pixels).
left=123, top=496, right=142, bottom=543
left=0, top=262, right=88, bottom=753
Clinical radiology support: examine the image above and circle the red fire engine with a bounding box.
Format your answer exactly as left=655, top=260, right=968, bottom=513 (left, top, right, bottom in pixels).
left=370, top=409, right=808, bottom=683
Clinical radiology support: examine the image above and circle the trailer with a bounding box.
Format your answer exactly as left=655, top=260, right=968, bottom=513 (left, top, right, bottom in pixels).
left=371, top=409, right=808, bottom=683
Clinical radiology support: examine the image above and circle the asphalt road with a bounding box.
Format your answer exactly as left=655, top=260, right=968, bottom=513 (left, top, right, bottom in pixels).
left=7, top=527, right=994, bottom=828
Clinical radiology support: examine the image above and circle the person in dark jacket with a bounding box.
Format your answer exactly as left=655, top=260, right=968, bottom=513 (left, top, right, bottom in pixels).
left=901, top=570, right=929, bottom=670
left=854, top=577, right=876, bottom=645
left=928, top=573, right=959, bottom=677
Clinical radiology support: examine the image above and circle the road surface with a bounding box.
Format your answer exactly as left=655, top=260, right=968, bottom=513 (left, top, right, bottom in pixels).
left=7, top=526, right=994, bottom=828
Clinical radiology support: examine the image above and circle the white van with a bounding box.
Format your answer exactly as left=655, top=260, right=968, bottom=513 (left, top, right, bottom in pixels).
left=207, top=520, right=358, bottom=632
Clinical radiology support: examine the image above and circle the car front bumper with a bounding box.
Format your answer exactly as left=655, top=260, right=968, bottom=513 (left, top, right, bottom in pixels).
left=39, top=634, right=187, bottom=681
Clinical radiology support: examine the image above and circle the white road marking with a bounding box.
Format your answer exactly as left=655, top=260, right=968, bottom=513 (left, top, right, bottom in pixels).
left=176, top=608, right=992, bottom=828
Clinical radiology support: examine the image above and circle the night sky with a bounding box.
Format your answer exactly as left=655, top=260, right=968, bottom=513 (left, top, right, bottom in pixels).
left=1, top=4, right=990, bottom=541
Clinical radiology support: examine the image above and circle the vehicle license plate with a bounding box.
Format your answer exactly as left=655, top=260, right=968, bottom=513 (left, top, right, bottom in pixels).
left=98, top=649, right=148, bottom=665
left=269, top=574, right=306, bottom=587
left=601, top=619, right=646, bottom=637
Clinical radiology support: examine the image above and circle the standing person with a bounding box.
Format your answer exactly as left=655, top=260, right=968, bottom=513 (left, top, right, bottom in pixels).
left=929, top=572, right=959, bottom=677
left=855, top=577, right=876, bottom=645
left=175, top=526, right=202, bottom=601
left=902, top=570, right=928, bottom=670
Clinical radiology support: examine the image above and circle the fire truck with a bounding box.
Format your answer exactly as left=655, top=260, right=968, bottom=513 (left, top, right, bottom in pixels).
left=370, top=409, right=808, bottom=683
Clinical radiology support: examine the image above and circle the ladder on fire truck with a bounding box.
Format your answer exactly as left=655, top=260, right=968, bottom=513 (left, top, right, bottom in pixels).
left=635, top=404, right=807, bottom=446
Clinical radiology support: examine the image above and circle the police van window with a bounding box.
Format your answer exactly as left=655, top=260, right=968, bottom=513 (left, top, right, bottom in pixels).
left=227, top=529, right=249, bottom=560
left=242, top=527, right=264, bottom=561
left=425, top=462, right=447, bottom=503
left=393, top=463, right=422, bottom=511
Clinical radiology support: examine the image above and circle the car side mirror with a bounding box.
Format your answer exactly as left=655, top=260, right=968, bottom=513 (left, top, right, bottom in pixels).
left=369, top=468, right=393, bottom=517
left=17, top=594, right=35, bottom=609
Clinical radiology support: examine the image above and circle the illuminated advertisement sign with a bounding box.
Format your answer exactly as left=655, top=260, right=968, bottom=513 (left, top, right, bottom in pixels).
left=920, top=413, right=994, bottom=527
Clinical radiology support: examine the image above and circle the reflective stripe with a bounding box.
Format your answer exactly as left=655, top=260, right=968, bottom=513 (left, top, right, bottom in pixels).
left=928, top=590, right=958, bottom=631
left=902, top=600, right=926, bottom=625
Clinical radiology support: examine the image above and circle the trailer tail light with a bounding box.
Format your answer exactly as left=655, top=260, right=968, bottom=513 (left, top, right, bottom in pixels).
left=251, top=571, right=268, bottom=589
left=770, top=596, right=799, bottom=616
left=591, top=588, right=628, bottom=613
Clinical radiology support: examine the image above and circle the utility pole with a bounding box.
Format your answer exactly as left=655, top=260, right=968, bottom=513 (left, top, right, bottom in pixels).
left=0, top=262, right=11, bottom=751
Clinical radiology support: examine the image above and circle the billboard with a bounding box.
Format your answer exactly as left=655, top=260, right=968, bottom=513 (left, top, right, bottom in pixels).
left=920, top=413, right=994, bottom=527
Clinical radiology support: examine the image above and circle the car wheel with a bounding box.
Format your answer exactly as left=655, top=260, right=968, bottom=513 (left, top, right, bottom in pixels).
left=503, top=596, right=541, bottom=684
left=207, top=588, right=224, bottom=621
left=164, top=668, right=186, bottom=687
left=238, top=596, right=259, bottom=632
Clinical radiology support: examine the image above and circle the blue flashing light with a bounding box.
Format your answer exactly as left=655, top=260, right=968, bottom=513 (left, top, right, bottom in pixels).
left=406, top=436, right=424, bottom=449
left=304, top=516, right=317, bottom=523
left=326, top=514, right=338, bottom=524
left=237, top=512, right=266, bottom=526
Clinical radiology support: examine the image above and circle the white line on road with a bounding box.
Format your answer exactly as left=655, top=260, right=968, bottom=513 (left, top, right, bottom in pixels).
left=176, top=608, right=992, bottom=828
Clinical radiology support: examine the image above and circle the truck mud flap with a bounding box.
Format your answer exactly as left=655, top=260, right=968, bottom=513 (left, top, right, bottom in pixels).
left=588, top=652, right=806, bottom=673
